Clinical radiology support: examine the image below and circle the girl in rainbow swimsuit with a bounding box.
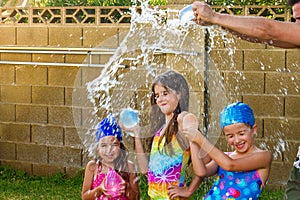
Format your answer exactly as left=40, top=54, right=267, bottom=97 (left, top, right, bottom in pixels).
left=121, top=70, right=205, bottom=199
left=184, top=102, right=273, bottom=200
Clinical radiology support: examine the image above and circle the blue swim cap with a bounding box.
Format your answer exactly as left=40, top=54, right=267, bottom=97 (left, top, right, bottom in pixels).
left=96, top=113, right=122, bottom=142
left=220, top=102, right=255, bottom=129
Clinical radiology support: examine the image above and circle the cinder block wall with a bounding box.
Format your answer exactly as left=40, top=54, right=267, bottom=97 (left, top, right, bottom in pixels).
left=0, top=9, right=299, bottom=190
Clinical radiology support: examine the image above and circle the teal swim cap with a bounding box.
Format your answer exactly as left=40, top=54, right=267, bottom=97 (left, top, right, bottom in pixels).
left=220, top=102, right=255, bottom=129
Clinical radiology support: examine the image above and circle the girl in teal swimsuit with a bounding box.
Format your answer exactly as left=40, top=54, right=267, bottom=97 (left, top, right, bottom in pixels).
left=184, top=102, right=273, bottom=200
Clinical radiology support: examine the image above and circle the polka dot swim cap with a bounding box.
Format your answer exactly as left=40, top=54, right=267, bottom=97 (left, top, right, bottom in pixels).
left=95, top=113, right=122, bottom=142
left=220, top=102, right=255, bottom=129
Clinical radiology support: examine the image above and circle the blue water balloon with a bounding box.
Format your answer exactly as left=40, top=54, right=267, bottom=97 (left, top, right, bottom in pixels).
left=120, top=108, right=139, bottom=129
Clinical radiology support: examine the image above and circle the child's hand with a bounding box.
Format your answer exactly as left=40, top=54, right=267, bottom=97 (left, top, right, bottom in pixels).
left=167, top=185, right=191, bottom=199
left=182, top=127, right=201, bottom=143
left=119, top=120, right=141, bottom=137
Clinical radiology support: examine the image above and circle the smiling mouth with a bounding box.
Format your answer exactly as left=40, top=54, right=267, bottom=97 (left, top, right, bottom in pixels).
left=296, top=16, right=300, bottom=19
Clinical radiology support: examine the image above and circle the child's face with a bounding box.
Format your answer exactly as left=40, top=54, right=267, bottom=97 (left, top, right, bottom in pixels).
left=98, top=136, right=121, bottom=164
left=223, top=123, right=257, bottom=153
left=154, top=84, right=179, bottom=116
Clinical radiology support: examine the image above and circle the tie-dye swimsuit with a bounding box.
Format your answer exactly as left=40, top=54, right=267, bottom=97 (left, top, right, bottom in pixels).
left=204, top=162, right=264, bottom=200
left=91, top=162, right=127, bottom=200
left=148, top=128, right=190, bottom=199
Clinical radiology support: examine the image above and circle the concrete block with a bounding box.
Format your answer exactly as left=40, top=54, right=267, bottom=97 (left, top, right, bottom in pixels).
left=118, top=28, right=130, bottom=46
left=1, top=85, right=31, bottom=103
left=244, top=49, right=285, bottom=71
left=16, top=105, right=47, bottom=123
left=243, top=95, right=284, bottom=117
left=32, top=86, right=64, bottom=105
left=209, top=49, right=243, bottom=71
left=0, top=123, right=30, bottom=142
left=0, top=27, right=16, bottom=45
left=286, top=49, right=300, bottom=73
left=65, top=127, right=82, bottom=147
left=0, top=103, right=16, bottom=122
left=48, top=106, right=75, bottom=126
left=32, top=164, right=64, bottom=177
left=49, top=146, right=81, bottom=167
left=264, top=118, right=300, bottom=141
left=66, top=87, right=94, bottom=108
left=49, top=27, right=83, bottom=47
left=32, top=53, right=65, bottom=63
left=265, top=73, right=300, bottom=95
left=228, top=34, right=266, bottom=49
left=1, top=53, right=31, bottom=62
left=66, top=166, right=84, bottom=178
left=0, top=65, right=15, bottom=84
left=83, top=27, right=119, bottom=48
left=99, top=54, right=113, bottom=65
left=32, top=125, right=64, bottom=146
left=16, top=65, right=47, bottom=85
left=48, top=66, right=79, bottom=87
left=17, top=143, right=48, bottom=163
left=1, top=160, right=32, bottom=175
left=267, top=161, right=290, bottom=185
left=82, top=67, right=103, bottom=85
left=285, top=96, right=300, bottom=118
left=65, top=54, right=87, bottom=64
left=0, top=142, right=16, bottom=160
left=224, top=71, right=264, bottom=94
left=17, top=27, right=48, bottom=46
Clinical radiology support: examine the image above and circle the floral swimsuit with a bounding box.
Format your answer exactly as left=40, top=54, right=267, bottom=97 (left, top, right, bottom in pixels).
left=148, top=128, right=190, bottom=199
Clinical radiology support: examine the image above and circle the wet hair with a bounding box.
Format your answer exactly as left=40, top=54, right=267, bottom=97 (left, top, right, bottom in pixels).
left=288, top=0, right=300, bottom=6
left=149, top=70, right=190, bottom=156
left=96, top=139, right=130, bottom=182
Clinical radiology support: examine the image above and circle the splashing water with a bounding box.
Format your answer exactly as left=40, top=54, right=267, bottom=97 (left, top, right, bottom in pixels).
left=72, top=1, right=230, bottom=170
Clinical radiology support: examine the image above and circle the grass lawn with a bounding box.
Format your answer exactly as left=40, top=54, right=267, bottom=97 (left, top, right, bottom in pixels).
left=0, top=165, right=284, bottom=199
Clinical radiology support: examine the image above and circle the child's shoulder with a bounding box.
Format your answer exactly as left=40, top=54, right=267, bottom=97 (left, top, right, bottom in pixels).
left=86, top=160, right=98, bottom=171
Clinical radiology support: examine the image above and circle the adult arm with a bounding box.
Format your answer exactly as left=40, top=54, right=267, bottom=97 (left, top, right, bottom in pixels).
left=192, top=1, right=300, bottom=48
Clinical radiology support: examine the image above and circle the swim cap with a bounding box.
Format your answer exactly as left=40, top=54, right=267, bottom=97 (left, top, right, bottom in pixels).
left=96, top=113, right=122, bottom=142
left=220, top=102, right=255, bottom=129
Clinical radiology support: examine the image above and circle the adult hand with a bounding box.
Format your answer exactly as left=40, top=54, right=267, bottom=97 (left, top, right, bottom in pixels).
left=167, top=185, right=191, bottom=199
left=192, top=1, right=215, bottom=25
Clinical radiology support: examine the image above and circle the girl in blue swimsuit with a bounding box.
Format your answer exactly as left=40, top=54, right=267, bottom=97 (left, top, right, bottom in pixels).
left=184, top=102, right=273, bottom=200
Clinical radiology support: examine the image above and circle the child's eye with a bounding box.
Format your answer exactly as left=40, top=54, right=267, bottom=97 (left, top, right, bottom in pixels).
left=162, top=91, right=169, bottom=96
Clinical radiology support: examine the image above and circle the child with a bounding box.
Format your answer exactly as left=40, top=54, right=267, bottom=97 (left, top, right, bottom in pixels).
left=184, top=102, right=273, bottom=200
left=120, top=70, right=204, bottom=199
left=82, top=114, right=140, bottom=200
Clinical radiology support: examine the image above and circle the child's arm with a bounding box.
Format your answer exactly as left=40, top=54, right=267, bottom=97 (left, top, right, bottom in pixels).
left=134, top=128, right=149, bottom=175
left=184, top=128, right=272, bottom=172
left=82, top=161, right=104, bottom=200
left=167, top=113, right=207, bottom=199
left=119, top=121, right=149, bottom=175
left=126, top=161, right=140, bottom=200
